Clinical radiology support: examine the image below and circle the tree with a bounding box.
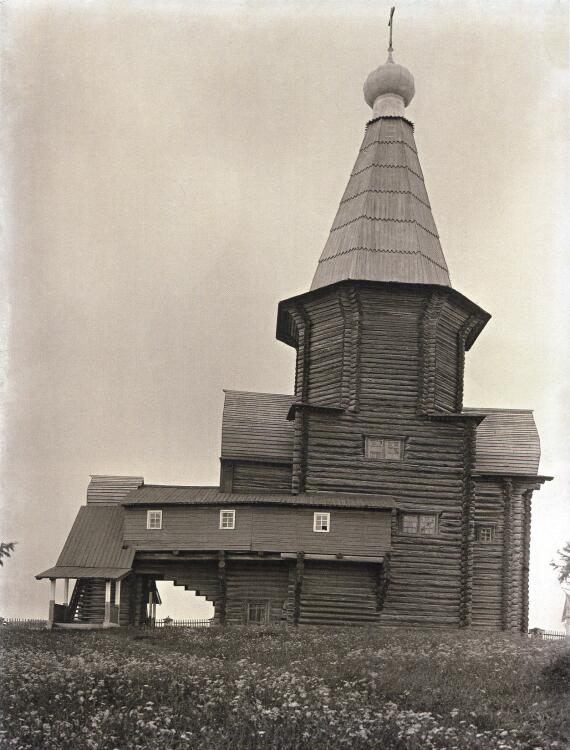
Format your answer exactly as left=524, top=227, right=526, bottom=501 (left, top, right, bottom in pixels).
left=0, top=542, right=16, bottom=566
left=551, top=542, right=570, bottom=586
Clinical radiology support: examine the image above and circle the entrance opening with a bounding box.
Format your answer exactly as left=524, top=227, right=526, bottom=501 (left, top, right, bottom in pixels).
left=155, top=581, right=214, bottom=623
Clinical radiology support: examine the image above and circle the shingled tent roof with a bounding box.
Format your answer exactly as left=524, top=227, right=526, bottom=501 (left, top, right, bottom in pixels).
left=220, top=391, right=541, bottom=476
left=36, top=505, right=134, bottom=580
left=310, top=117, right=451, bottom=291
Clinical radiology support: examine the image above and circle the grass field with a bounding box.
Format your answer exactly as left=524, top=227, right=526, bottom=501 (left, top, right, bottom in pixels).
left=0, top=626, right=568, bottom=750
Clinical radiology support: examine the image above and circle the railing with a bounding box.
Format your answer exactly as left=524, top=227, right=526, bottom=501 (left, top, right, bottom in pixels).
left=1, top=618, right=48, bottom=629
left=152, top=618, right=213, bottom=628
left=529, top=628, right=567, bottom=641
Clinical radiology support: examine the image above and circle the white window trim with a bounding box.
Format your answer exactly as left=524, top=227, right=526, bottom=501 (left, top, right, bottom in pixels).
left=313, top=511, right=330, bottom=533
left=146, top=510, right=162, bottom=530
left=219, top=509, right=236, bottom=530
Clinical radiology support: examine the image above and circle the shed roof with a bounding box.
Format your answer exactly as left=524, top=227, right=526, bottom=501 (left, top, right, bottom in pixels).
left=310, top=117, right=451, bottom=291
left=36, top=505, right=134, bottom=579
left=122, top=485, right=395, bottom=510
left=220, top=391, right=541, bottom=477
left=463, top=408, right=541, bottom=475
left=221, top=390, right=293, bottom=462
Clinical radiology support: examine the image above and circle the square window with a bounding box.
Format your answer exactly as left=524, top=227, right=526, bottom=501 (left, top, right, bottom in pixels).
left=219, top=509, right=235, bottom=530
left=365, top=437, right=385, bottom=459
left=384, top=439, right=403, bottom=460
left=313, top=512, right=330, bottom=533
left=401, top=513, right=438, bottom=536
left=477, top=525, right=496, bottom=543
left=365, top=437, right=404, bottom=460
left=146, top=510, right=162, bottom=530
left=401, top=514, right=419, bottom=534
left=419, top=515, right=437, bottom=535
left=247, top=601, right=268, bottom=624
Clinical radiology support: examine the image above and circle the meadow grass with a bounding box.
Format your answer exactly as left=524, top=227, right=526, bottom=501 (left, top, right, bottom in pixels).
left=0, top=625, right=568, bottom=749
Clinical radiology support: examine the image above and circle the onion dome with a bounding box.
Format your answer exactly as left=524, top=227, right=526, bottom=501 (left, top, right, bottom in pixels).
left=363, top=51, right=415, bottom=118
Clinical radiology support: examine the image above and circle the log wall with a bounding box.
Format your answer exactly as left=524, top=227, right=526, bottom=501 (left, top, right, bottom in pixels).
left=279, top=283, right=490, bottom=628
left=230, top=461, right=292, bottom=494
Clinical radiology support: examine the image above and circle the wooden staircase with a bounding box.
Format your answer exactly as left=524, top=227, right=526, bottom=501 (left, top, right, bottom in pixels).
left=68, top=579, right=106, bottom=624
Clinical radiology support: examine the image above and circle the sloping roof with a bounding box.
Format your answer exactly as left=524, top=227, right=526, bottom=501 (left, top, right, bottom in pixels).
left=87, top=475, right=144, bottom=505
left=221, top=390, right=294, bottom=462
left=36, top=505, right=134, bottom=579
left=311, top=117, right=451, bottom=291
left=464, top=408, right=541, bottom=475
left=122, top=485, right=394, bottom=510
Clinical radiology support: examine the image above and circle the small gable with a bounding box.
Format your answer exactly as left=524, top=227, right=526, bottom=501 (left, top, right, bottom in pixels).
left=465, top=409, right=541, bottom=475
left=221, top=390, right=294, bottom=462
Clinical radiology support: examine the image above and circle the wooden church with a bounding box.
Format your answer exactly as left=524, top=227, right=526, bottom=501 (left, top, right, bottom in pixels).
left=37, top=28, right=551, bottom=631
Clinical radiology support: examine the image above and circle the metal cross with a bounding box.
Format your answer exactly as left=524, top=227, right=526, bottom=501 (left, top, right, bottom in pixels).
left=388, top=6, right=395, bottom=53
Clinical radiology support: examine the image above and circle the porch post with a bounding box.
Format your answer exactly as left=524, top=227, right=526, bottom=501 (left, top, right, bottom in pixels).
left=48, top=578, right=56, bottom=628
left=148, top=589, right=153, bottom=624
left=63, top=578, right=69, bottom=606
left=115, top=579, right=122, bottom=625
left=104, top=579, right=112, bottom=626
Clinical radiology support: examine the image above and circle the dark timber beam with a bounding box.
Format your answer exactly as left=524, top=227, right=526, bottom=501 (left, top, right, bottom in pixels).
left=217, top=551, right=227, bottom=627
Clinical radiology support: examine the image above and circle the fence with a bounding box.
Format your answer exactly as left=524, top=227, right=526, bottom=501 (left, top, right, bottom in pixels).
left=528, top=628, right=567, bottom=641
left=1, top=618, right=47, bottom=629
left=152, top=618, right=212, bottom=628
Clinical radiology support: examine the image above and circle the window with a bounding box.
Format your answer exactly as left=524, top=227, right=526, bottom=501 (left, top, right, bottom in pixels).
left=400, top=513, right=438, bottom=536
left=477, top=525, right=496, bottom=543
left=313, top=512, right=330, bottom=533
left=219, top=509, right=235, bottom=530
left=365, top=437, right=404, bottom=460
left=146, top=510, right=162, bottom=530
left=247, top=601, right=269, bottom=624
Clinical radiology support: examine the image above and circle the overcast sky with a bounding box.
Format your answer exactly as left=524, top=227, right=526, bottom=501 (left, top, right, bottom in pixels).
left=0, top=0, right=568, bottom=627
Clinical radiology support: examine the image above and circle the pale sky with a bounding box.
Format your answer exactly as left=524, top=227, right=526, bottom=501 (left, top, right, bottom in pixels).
left=0, top=0, right=568, bottom=628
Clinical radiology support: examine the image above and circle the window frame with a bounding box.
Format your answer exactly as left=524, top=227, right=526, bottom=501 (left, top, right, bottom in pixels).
left=246, top=600, right=269, bottom=625
left=364, top=436, right=405, bottom=461
left=313, top=511, right=331, bottom=533
left=146, top=510, right=163, bottom=530
left=476, top=524, right=497, bottom=543
left=399, top=512, right=439, bottom=536
left=219, top=509, right=236, bottom=530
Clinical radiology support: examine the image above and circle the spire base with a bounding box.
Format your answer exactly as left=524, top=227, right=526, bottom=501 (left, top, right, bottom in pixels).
left=372, top=93, right=405, bottom=118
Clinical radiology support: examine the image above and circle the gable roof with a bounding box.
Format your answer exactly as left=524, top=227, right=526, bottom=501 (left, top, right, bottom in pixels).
left=221, top=390, right=294, bottom=462
left=122, top=485, right=394, bottom=510
left=463, top=408, right=541, bottom=476
left=36, top=505, right=134, bottom=580
left=310, top=117, right=451, bottom=291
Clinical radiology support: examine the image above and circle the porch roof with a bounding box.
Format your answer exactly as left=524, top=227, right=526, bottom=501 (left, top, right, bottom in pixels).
left=36, top=505, right=134, bottom=580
